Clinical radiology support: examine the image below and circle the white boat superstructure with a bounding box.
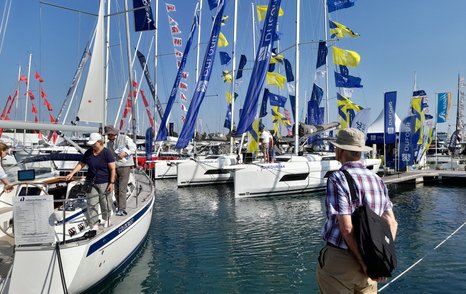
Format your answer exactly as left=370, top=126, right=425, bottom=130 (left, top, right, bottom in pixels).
left=177, top=154, right=238, bottom=186
left=234, top=154, right=381, bottom=198
left=0, top=169, right=154, bottom=293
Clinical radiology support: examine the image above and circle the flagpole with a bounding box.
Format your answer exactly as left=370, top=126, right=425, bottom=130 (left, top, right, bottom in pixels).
left=154, top=0, right=159, bottom=127
left=230, top=0, right=238, bottom=155
left=294, top=0, right=300, bottom=155
left=196, top=0, right=203, bottom=82
left=14, top=65, right=21, bottom=145
left=24, top=53, right=32, bottom=144
left=323, top=0, right=329, bottom=124
left=105, top=0, right=111, bottom=126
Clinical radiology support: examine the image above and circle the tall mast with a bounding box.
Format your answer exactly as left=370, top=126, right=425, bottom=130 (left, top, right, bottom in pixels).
left=123, top=0, right=137, bottom=141
left=104, top=0, right=111, bottom=126
left=154, top=0, right=159, bottom=128
left=23, top=53, right=32, bottom=143
left=323, top=0, right=329, bottom=123
left=229, top=0, right=238, bottom=154
left=294, top=0, right=300, bottom=155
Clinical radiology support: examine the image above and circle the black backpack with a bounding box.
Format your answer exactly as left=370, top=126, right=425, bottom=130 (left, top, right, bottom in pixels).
left=342, top=170, right=397, bottom=279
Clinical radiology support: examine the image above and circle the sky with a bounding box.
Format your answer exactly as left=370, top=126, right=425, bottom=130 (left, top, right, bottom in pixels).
left=0, top=0, right=465, bottom=137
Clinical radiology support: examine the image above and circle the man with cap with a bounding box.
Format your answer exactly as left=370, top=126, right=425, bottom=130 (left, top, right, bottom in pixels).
left=66, top=133, right=116, bottom=232
left=104, top=125, right=137, bottom=216
left=316, top=128, right=398, bottom=293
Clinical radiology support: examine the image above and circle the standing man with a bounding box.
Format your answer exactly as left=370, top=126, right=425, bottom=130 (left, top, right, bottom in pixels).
left=104, top=125, right=137, bottom=216
left=259, top=127, right=270, bottom=162
left=316, top=128, right=398, bottom=293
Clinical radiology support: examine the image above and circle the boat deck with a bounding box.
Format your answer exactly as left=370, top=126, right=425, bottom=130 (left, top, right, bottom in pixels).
left=0, top=235, right=14, bottom=280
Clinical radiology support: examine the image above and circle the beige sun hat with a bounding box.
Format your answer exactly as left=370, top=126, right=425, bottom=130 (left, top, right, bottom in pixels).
left=330, top=128, right=372, bottom=152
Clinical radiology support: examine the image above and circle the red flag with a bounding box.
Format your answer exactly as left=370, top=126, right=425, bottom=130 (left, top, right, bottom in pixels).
left=132, top=80, right=138, bottom=88
left=168, top=16, right=178, bottom=25
left=170, top=25, right=181, bottom=35
left=40, top=87, right=46, bottom=98
left=175, top=49, right=183, bottom=58
left=119, top=119, right=125, bottom=130
left=49, top=114, right=56, bottom=123
left=165, top=3, right=176, bottom=12
left=38, top=132, right=43, bottom=140
left=181, top=103, right=188, bottom=112
left=51, top=131, right=58, bottom=144
left=19, top=75, right=28, bottom=84
left=35, top=71, right=44, bottom=82
left=140, top=90, right=149, bottom=107
left=181, top=72, right=189, bottom=79
left=181, top=115, right=186, bottom=123
left=31, top=103, right=38, bottom=114
left=25, top=90, right=35, bottom=100
left=180, top=92, right=188, bottom=102
left=179, top=82, right=188, bottom=90
left=172, top=37, right=182, bottom=47
left=34, top=116, right=38, bottom=123
left=145, top=109, right=155, bottom=128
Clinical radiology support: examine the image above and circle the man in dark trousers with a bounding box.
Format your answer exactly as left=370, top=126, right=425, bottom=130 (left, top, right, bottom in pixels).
left=104, top=125, right=137, bottom=216
left=316, top=128, right=398, bottom=293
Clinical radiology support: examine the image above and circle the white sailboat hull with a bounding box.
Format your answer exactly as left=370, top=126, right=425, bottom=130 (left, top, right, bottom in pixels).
left=154, top=159, right=186, bottom=179
left=177, top=155, right=237, bottom=186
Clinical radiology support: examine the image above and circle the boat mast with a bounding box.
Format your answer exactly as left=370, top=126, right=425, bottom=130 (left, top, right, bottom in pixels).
left=123, top=0, right=137, bottom=142
left=154, top=0, right=159, bottom=128
left=23, top=53, right=32, bottom=143
left=104, top=0, right=111, bottom=127
left=229, top=0, right=238, bottom=154
left=323, top=0, right=329, bottom=124
left=294, top=0, right=300, bottom=155
left=196, top=0, right=203, bottom=82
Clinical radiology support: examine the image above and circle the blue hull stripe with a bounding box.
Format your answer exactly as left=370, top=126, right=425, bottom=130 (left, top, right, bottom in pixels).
left=86, top=197, right=153, bottom=257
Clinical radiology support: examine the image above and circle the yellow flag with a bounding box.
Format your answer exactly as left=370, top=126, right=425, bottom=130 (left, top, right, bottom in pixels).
left=266, top=72, right=286, bottom=89
left=329, top=20, right=360, bottom=38
left=332, top=46, right=361, bottom=67
left=221, top=15, right=229, bottom=26
left=411, top=97, right=425, bottom=144
left=218, top=32, right=229, bottom=47
left=226, top=91, right=233, bottom=104
left=337, top=93, right=362, bottom=129
left=222, top=70, right=232, bottom=83
left=270, top=54, right=284, bottom=64
left=256, top=5, right=284, bottom=22
left=247, top=118, right=261, bottom=154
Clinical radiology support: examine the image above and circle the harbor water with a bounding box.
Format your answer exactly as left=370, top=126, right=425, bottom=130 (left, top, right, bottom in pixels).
left=90, top=180, right=466, bottom=293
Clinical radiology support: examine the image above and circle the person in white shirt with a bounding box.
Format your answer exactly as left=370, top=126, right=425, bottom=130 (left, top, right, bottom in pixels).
left=104, top=125, right=137, bottom=216
left=0, top=143, right=13, bottom=193
left=259, top=127, right=271, bottom=162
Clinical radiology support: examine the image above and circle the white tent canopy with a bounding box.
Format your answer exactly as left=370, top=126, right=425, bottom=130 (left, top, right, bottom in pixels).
left=367, top=109, right=402, bottom=134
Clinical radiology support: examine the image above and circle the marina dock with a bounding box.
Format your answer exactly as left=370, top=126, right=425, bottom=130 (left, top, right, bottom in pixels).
left=382, top=170, right=466, bottom=185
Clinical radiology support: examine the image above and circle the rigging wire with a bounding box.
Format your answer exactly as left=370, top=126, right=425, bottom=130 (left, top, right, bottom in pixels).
left=379, top=218, right=466, bottom=292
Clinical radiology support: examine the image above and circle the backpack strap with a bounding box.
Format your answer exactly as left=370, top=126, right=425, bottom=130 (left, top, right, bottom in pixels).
left=341, top=170, right=359, bottom=208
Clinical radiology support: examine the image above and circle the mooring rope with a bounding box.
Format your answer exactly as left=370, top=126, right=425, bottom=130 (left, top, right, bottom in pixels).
left=379, top=219, right=466, bottom=292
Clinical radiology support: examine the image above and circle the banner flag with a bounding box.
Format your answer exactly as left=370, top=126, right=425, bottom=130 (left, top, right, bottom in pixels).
left=398, top=115, right=417, bottom=171
left=236, top=54, right=247, bottom=79
left=176, top=0, right=226, bottom=149
left=384, top=91, right=397, bottom=144
left=316, top=41, right=328, bottom=68
left=310, top=83, right=324, bottom=105
left=136, top=49, right=164, bottom=120
left=145, top=127, right=154, bottom=160
left=334, top=71, right=363, bottom=88
left=259, top=88, right=269, bottom=118
left=156, top=7, right=199, bottom=142
left=332, top=46, right=361, bottom=67
left=133, top=0, right=156, bottom=31
left=437, top=92, right=451, bottom=123
left=223, top=103, right=232, bottom=129
left=283, top=58, right=294, bottom=82
left=327, top=0, right=356, bottom=13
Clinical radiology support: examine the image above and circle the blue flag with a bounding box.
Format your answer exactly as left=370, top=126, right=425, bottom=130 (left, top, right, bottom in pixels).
left=219, top=51, right=231, bottom=65
left=236, top=55, right=247, bottom=79
left=384, top=91, right=397, bottom=144
left=283, top=58, right=295, bottom=82
left=145, top=127, right=153, bottom=160
left=268, top=91, right=287, bottom=107
left=327, top=0, right=356, bottom=13
left=224, top=104, right=232, bottom=129
left=339, top=65, right=349, bottom=76
left=334, top=71, right=363, bottom=88
left=398, top=115, right=416, bottom=171
left=259, top=89, right=269, bottom=118
left=176, top=0, right=225, bottom=149
left=133, top=0, right=156, bottom=31
left=156, top=8, right=199, bottom=142
left=316, top=41, right=328, bottom=68
left=236, top=0, right=282, bottom=135
left=437, top=92, right=451, bottom=123
left=207, top=0, right=218, bottom=10
left=310, top=83, right=323, bottom=105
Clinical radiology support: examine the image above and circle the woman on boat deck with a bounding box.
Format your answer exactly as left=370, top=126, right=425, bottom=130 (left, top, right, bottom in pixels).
left=0, top=142, right=14, bottom=193
left=66, top=133, right=116, bottom=231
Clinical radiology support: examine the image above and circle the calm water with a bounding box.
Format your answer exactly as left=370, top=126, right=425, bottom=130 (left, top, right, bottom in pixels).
left=92, top=180, right=466, bottom=293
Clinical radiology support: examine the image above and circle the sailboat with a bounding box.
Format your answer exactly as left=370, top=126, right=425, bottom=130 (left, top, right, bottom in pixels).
left=0, top=1, right=154, bottom=292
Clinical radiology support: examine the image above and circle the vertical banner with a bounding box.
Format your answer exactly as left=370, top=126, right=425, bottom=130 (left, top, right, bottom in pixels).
left=235, top=0, right=282, bottom=135
left=133, top=0, right=156, bottom=31
left=175, top=0, right=226, bottom=149
left=436, top=92, right=451, bottom=123
left=145, top=127, right=154, bottom=160
left=136, top=50, right=164, bottom=120
left=397, top=115, right=416, bottom=171
left=384, top=91, right=397, bottom=144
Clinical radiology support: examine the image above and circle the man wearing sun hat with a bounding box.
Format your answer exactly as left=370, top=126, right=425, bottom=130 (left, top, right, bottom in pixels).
left=104, top=125, right=136, bottom=216
left=316, top=128, right=398, bottom=293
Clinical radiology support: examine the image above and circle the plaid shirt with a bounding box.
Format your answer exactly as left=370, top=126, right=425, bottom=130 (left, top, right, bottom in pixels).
left=321, top=161, right=393, bottom=249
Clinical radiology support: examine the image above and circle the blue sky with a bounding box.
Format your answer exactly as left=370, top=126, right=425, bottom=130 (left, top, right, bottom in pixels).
left=0, top=0, right=464, bottom=136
